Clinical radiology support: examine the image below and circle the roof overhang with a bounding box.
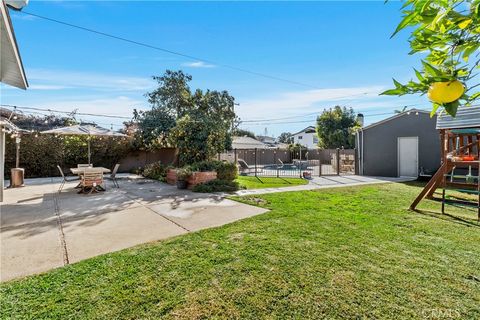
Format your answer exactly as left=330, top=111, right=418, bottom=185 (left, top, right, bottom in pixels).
left=292, top=126, right=316, bottom=136
left=436, top=105, right=480, bottom=130
left=1, top=0, right=28, bottom=89
left=360, top=109, right=431, bottom=131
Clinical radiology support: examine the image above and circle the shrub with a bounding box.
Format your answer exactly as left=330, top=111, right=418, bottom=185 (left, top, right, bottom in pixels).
left=5, top=134, right=131, bottom=178
left=176, top=167, right=192, bottom=181
left=215, top=162, right=238, bottom=181
left=190, top=160, right=221, bottom=172
left=192, top=179, right=242, bottom=193
left=143, top=161, right=169, bottom=181
left=190, top=160, right=237, bottom=181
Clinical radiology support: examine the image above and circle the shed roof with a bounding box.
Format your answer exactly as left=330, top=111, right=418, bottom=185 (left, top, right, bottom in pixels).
left=436, top=105, right=480, bottom=130
left=361, top=109, right=431, bottom=131
left=232, top=136, right=267, bottom=149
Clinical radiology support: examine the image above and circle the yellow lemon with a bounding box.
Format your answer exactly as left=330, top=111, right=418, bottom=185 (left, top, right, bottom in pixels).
left=427, top=80, right=465, bottom=104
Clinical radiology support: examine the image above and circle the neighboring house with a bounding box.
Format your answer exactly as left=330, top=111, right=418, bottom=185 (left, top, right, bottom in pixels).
left=0, top=0, right=29, bottom=202
left=356, top=109, right=440, bottom=178
left=232, top=136, right=268, bottom=149
left=256, top=135, right=276, bottom=147
left=292, top=126, right=318, bottom=149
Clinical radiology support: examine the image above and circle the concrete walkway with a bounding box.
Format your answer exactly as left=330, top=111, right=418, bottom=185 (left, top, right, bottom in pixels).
left=1, top=175, right=267, bottom=282
left=233, top=175, right=414, bottom=196
left=1, top=174, right=411, bottom=282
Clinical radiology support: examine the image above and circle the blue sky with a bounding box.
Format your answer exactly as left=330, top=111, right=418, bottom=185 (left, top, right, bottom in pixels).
left=1, top=0, right=430, bottom=136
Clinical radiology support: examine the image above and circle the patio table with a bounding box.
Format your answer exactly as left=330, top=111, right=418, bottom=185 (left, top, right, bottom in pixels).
left=70, top=167, right=111, bottom=192
left=70, top=167, right=111, bottom=175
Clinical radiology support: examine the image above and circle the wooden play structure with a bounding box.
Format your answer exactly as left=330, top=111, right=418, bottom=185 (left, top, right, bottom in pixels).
left=410, top=107, right=480, bottom=220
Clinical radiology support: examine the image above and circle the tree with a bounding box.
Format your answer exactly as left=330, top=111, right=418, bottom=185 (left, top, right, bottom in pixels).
left=316, top=106, right=359, bottom=149
left=233, top=128, right=256, bottom=139
left=136, top=70, right=236, bottom=164
left=134, top=107, right=176, bottom=149
left=277, top=132, right=293, bottom=144
left=146, top=70, right=193, bottom=118
left=382, top=0, right=479, bottom=116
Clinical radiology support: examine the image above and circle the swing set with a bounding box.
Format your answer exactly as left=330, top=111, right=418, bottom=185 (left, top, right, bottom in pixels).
left=410, top=108, right=480, bottom=220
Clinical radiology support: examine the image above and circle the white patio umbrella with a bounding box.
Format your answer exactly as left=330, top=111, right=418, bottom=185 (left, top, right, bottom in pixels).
left=41, top=124, right=126, bottom=165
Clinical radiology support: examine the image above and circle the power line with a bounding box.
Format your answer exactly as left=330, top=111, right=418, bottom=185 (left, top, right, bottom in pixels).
left=1, top=104, right=132, bottom=120
left=240, top=107, right=431, bottom=124
left=19, top=10, right=362, bottom=92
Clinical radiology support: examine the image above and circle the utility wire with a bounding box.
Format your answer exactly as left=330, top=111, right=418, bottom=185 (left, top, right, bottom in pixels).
left=240, top=109, right=433, bottom=126
left=1, top=104, right=132, bottom=120
left=240, top=104, right=425, bottom=123
left=20, top=10, right=362, bottom=92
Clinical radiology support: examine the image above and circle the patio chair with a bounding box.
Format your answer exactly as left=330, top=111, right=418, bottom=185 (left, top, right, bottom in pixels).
left=106, top=163, right=120, bottom=188
left=77, top=164, right=92, bottom=168
left=56, top=165, right=78, bottom=193
left=237, top=159, right=262, bottom=175
left=80, top=169, right=105, bottom=194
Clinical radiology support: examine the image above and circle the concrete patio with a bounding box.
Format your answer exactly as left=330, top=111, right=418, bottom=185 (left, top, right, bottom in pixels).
left=0, top=175, right=267, bottom=282
left=0, top=174, right=410, bottom=282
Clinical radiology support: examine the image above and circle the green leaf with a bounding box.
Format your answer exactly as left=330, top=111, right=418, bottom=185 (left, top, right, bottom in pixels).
left=470, top=92, right=480, bottom=100
left=444, top=100, right=459, bottom=117
left=393, top=78, right=403, bottom=88
left=462, top=44, right=479, bottom=62
left=391, top=12, right=418, bottom=38
left=380, top=88, right=407, bottom=96
left=413, top=68, right=425, bottom=82
left=457, top=18, right=472, bottom=29
left=430, top=103, right=441, bottom=117
left=422, top=61, right=443, bottom=77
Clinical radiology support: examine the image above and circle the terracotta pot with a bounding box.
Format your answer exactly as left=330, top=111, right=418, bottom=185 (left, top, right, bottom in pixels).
left=166, top=169, right=177, bottom=185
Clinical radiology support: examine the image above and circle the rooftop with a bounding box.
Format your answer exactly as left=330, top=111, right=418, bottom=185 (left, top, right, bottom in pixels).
left=436, top=105, right=480, bottom=130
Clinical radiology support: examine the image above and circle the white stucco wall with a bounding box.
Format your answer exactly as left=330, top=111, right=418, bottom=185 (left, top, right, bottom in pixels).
left=292, top=132, right=318, bottom=148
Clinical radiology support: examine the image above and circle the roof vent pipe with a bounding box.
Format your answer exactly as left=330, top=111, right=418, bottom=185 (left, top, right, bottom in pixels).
left=356, top=113, right=364, bottom=127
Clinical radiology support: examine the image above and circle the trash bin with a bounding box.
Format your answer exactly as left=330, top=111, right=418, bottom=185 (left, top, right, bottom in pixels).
left=10, top=168, right=24, bottom=188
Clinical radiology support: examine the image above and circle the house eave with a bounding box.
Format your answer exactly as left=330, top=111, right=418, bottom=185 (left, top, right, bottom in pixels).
left=1, top=0, right=28, bottom=89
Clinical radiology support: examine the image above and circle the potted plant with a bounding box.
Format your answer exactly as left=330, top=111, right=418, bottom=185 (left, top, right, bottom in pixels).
left=176, top=167, right=192, bottom=189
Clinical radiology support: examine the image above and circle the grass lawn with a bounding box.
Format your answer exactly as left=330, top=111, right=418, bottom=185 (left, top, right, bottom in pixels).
left=236, top=175, right=308, bottom=189
left=1, top=182, right=479, bottom=319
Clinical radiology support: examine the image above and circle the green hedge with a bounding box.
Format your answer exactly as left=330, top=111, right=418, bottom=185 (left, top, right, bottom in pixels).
left=190, top=160, right=238, bottom=181
left=191, top=179, right=242, bottom=193
left=4, top=135, right=131, bottom=178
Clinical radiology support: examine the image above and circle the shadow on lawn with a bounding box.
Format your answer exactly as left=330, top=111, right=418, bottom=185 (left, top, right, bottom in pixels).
left=412, top=208, right=480, bottom=228
left=397, top=180, right=479, bottom=227
left=253, top=176, right=293, bottom=184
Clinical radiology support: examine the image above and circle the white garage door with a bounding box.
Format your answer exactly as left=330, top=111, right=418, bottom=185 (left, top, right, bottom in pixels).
left=398, top=137, right=418, bottom=177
